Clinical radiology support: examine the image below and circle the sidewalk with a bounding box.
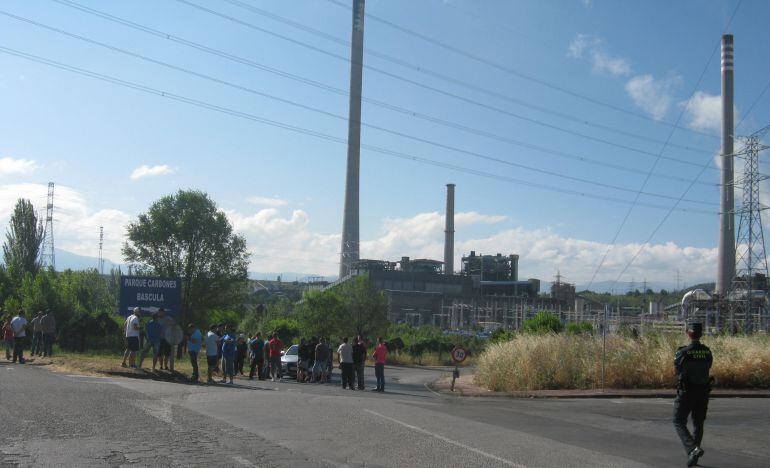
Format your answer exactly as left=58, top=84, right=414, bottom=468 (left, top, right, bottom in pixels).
left=431, top=374, right=770, bottom=399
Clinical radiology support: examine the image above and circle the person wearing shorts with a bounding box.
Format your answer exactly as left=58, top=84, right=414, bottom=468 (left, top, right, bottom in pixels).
left=122, top=308, right=142, bottom=368
left=313, top=337, right=329, bottom=383
left=204, top=324, right=219, bottom=384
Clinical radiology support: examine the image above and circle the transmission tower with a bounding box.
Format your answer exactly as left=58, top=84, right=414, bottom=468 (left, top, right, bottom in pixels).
left=98, top=226, right=104, bottom=274
left=731, top=125, right=770, bottom=332
left=40, top=182, right=55, bottom=270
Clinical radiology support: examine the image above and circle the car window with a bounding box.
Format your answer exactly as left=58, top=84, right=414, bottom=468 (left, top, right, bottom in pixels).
left=286, top=345, right=298, bottom=356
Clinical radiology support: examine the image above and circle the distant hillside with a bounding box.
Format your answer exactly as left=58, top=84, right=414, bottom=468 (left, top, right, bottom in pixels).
left=54, top=249, right=120, bottom=272
left=573, top=280, right=711, bottom=294
left=248, top=271, right=336, bottom=282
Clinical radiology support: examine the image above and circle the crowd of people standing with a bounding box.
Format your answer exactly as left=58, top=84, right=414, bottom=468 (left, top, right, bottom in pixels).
left=121, top=307, right=389, bottom=391
left=2, top=309, right=57, bottom=364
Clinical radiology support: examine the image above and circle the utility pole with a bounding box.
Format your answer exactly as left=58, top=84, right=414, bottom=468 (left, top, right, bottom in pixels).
left=40, top=182, right=56, bottom=270
left=732, top=125, right=770, bottom=332
left=98, top=226, right=104, bottom=274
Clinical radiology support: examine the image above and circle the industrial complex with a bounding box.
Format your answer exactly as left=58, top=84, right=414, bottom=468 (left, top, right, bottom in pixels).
left=329, top=1, right=769, bottom=335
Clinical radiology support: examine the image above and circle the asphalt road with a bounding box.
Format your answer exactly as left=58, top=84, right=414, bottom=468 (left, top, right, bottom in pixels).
left=2, top=361, right=768, bottom=467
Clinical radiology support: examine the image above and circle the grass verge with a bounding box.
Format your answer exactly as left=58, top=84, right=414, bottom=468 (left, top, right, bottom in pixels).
left=25, top=349, right=197, bottom=379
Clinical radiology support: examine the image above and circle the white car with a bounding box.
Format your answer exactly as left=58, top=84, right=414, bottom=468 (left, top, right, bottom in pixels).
left=280, top=344, right=299, bottom=379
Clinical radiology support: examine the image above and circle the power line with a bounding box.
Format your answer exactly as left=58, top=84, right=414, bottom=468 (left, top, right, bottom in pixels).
left=0, top=11, right=718, bottom=205
left=9, top=11, right=722, bottom=206
left=222, top=0, right=715, bottom=155
left=45, top=0, right=715, bottom=186
left=586, top=0, right=743, bottom=290
left=601, top=2, right=745, bottom=290
left=325, top=0, right=722, bottom=141
left=736, top=79, right=770, bottom=132
left=0, top=45, right=717, bottom=215
left=171, top=0, right=718, bottom=171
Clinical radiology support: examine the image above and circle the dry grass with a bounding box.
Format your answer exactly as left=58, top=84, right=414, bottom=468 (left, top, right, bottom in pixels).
left=27, top=350, right=198, bottom=378
left=474, top=333, right=770, bottom=391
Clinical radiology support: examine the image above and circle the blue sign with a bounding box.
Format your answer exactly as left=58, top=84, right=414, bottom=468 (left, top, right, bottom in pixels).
left=119, top=276, right=182, bottom=317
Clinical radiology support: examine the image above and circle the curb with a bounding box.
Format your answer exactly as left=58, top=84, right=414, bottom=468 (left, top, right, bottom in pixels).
left=428, top=379, right=770, bottom=399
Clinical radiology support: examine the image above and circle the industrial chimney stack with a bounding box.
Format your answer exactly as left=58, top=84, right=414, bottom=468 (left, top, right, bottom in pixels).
left=716, top=34, right=735, bottom=295
left=444, top=184, right=455, bottom=275
left=339, top=0, right=365, bottom=278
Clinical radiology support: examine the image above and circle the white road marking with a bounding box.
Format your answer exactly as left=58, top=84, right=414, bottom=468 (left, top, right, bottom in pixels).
left=364, top=409, right=528, bottom=468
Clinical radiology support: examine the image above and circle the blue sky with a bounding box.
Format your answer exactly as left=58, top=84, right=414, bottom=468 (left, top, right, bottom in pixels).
left=1, top=0, right=768, bottom=288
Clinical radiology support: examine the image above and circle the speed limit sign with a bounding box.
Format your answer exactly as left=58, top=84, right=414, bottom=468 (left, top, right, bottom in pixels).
left=451, top=346, right=467, bottom=363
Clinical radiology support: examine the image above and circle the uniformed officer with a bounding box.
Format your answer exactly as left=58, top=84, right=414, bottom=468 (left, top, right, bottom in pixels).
left=673, top=322, right=713, bottom=467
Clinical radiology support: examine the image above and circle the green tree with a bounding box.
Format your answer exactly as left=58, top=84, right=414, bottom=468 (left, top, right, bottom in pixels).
left=122, top=190, right=249, bottom=323
left=297, top=275, right=388, bottom=340
left=339, top=275, right=389, bottom=337
left=523, top=311, right=563, bottom=334
left=3, top=199, right=44, bottom=283
left=297, top=289, right=345, bottom=339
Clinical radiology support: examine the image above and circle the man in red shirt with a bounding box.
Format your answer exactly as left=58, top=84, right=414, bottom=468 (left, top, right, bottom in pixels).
left=268, top=333, right=284, bottom=382
left=372, top=337, right=388, bottom=392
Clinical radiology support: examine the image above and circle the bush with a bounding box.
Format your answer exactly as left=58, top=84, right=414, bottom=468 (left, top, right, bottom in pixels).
left=58, top=311, right=124, bottom=352
left=566, top=321, right=594, bottom=335
left=523, top=311, right=563, bottom=334
left=489, top=328, right=516, bottom=343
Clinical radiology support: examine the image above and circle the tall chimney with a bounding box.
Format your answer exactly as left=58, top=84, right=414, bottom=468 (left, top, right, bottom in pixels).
left=716, top=34, right=735, bottom=295
left=444, top=183, right=455, bottom=274
left=339, top=0, right=365, bottom=278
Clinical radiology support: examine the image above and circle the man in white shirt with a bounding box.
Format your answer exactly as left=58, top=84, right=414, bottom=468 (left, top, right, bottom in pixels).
left=337, top=337, right=355, bottom=390
left=11, top=311, right=28, bottom=364
left=204, top=324, right=220, bottom=384
left=121, top=308, right=142, bottom=369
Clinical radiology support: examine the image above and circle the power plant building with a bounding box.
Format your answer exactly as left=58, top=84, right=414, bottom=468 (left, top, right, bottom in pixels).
left=350, top=252, right=540, bottom=327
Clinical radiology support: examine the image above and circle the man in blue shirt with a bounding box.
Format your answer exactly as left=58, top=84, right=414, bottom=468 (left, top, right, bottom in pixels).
left=187, top=323, right=202, bottom=382
left=220, top=324, right=236, bottom=384
left=139, top=313, right=163, bottom=371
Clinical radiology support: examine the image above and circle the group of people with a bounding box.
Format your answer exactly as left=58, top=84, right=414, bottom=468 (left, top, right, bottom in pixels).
left=2, top=309, right=57, bottom=364
left=334, top=335, right=388, bottom=392
left=120, top=307, right=389, bottom=392
left=121, top=307, right=183, bottom=371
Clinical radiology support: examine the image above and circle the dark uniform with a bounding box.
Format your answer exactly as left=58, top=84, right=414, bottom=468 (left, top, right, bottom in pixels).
left=673, top=323, right=712, bottom=466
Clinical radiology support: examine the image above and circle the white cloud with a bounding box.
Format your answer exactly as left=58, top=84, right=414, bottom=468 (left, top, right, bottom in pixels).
left=225, top=208, right=340, bottom=275
left=0, top=183, right=131, bottom=264
left=682, top=91, right=740, bottom=134
left=247, top=196, right=288, bottom=207
left=625, top=74, right=681, bottom=120
left=0, top=157, right=38, bottom=176
left=130, top=164, right=174, bottom=181
left=567, top=34, right=600, bottom=59
left=567, top=34, right=631, bottom=77
left=0, top=184, right=716, bottom=285
left=222, top=208, right=717, bottom=283
left=591, top=51, right=632, bottom=76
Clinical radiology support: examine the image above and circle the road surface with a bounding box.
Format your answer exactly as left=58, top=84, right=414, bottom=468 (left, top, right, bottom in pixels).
left=2, top=361, right=768, bottom=467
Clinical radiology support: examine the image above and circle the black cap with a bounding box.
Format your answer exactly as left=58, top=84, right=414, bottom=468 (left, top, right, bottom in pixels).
left=688, top=322, right=703, bottom=336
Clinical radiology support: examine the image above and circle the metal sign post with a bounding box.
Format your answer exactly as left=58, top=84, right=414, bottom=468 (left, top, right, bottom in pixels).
left=450, top=346, right=467, bottom=392
left=602, top=303, right=607, bottom=391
